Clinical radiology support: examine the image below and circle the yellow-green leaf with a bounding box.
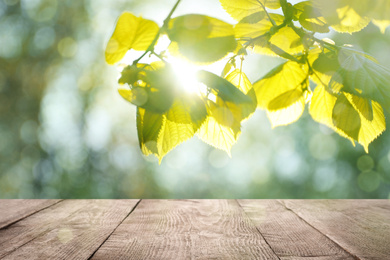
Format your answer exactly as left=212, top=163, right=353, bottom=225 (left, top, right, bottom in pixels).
left=309, top=85, right=385, bottom=151
left=309, top=85, right=355, bottom=143
left=307, top=47, right=340, bottom=87
left=253, top=61, right=308, bottom=110
left=268, top=89, right=304, bottom=111
left=332, top=94, right=361, bottom=140
left=196, top=101, right=241, bottom=155
left=105, top=13, right=159, bottom=65
left=312, top=0, right=370, bottom=33
left=234, top=14, right=302, bottom=57
left=223, top=69, right=257, bottom=121
left=220, top=0, right=281, bottom=22
left=345, top=93, right=386, bottom=152
left=156, top=100, right=199, bottom=162
left=297, top=2, right=329, bottom=33
left=267, top=98, right=305, bottom=128
left=167, top=15, right=237, bottom=63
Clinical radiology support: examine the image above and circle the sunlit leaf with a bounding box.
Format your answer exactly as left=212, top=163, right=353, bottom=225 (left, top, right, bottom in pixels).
left=167, top=15, right=237, bottom=63
left=157, top=99, right=201, bottom=162
left=329, top=49, right=390, bottom=113
left=309, top=85, right=355, bottom=143
left=312, top=0, right=370, bottom=33
left=223, top=69, right=257, bottom=121
left=254, top=61, right=308, bottom=110
left=234, top=14, right=304, bottom=57
left=332, top=94, right=361, bottom=140
left=267, top=98, right=305, bottom=128
left=196, top=101, right=241, bottom=155
left=105, top=13, right=159, bottom=65
left=268, top=26, right=305, bottom=56
left=235, top=14, right=284, bottom=39
left=268, top=89, right=304, bottom=111
left=254, top=61, right=308, bottom=127
left=219, top=0, right=281, bottom=22
left=309, top=85, right=385, bottom=151
left=345, top=93, right=386, bottom=152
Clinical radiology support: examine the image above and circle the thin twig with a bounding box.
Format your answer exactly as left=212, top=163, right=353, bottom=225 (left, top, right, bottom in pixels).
left=133, top=0, right=182, bottom=65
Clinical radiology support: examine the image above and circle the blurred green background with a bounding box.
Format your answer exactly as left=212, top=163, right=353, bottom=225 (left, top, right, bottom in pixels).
left=1, top=0, right=390, bottom=199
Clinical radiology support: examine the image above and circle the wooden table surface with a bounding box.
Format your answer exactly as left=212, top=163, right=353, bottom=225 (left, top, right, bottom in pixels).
left=0, top=200, right=389, bottom=260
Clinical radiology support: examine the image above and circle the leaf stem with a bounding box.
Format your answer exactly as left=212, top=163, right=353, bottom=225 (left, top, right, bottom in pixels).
left=256, top=0, right=276, bottom=26
left=133, top=0, right=182, bottom=65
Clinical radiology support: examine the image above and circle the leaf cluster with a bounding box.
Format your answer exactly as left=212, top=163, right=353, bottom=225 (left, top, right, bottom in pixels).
left=105, top=0, right=390, bottom=162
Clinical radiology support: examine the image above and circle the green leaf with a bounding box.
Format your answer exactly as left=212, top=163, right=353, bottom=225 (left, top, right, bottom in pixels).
left=167, top=15, right=237, bottom=63
left=329, top=49, right=390, bottom=113
left=332, top=94, right=361, bottom=140
left=220, top=0, right=281, bottom=22
left=345, top=93, right=386, bottom=152
left=308, top=47, right=340, bottom=87
left=297, top=2, right=329, bottom=33
left=105, top=13, right=159, bottom=65
left=197, top=70, right=252, bottom=104
left=309, top=85, right=386, bottom=152
left=268, top=89, right=304, bottom=111
left=239, top=11, right=266, bottom=24
left=137, top=108, right=164, bottom=156
left=118, top=64, right=176, bottom=113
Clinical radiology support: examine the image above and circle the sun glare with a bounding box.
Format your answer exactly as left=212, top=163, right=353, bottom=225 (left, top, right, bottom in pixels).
left=117, top=34, right=228, bottom=99
left=168, top=57, right=202, bottom=94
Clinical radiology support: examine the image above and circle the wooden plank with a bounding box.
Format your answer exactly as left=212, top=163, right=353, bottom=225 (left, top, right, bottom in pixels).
left=0, top=200, right=139, bottom=259
left=0, top=200, right=60, bottom=229
left=238, top=200, right=354, bottom=260
left=91, top=199, right=279, bottom=260
left=284, top=200, right=390, bottom=260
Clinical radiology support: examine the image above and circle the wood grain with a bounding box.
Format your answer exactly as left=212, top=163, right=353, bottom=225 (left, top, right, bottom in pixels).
left=238, top=200, right=355, bottom=260
left=91, top=199, right=279, bottom=260
left=0, top=200, right=139, bottom=260
left=0, top=200, right=60, bottom=229
left=284, top=200, right=390, bottom=260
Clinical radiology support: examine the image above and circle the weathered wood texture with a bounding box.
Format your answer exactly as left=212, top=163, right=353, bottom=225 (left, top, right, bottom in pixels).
left=0, top=200, right=60, bottom=229
left=0, top=200, right=139, bottom=260
left=0, top=200, right=389, bottom=260
left=238, top=200, right=355, bottom=260
left=91, top=200, right=279, bottom=260
left=284, top=200, right=390, bottom=260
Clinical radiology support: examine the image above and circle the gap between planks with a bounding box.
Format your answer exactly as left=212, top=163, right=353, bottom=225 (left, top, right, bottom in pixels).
left=87, top=199, right=143, bottom=260
left=235, top=200, right=281, bottom=260
left=277, top=200, right=360, bottom=260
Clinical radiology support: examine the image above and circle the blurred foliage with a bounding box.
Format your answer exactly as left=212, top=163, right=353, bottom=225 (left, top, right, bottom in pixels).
left=0, top=0, right=390, bottom=199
